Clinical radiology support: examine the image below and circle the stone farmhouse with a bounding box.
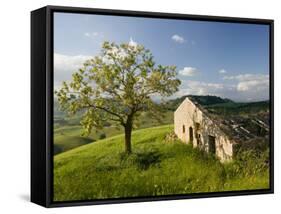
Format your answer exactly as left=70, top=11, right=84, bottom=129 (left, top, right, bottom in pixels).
left=174, top=97, right=269, bottom=162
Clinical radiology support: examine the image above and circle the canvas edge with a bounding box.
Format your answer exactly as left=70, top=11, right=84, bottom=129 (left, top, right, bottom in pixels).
left=31, top=7, right=48, bottom=207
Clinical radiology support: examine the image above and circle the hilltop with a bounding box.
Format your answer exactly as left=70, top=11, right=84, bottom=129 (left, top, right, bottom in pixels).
left=163, top=95, right=268, bottom=111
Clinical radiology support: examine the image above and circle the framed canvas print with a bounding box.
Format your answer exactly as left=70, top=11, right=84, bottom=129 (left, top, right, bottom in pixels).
left=31, top=5, right=274, bottom=207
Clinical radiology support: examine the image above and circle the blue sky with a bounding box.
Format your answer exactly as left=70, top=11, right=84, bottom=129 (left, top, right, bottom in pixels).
left=54, top=12, right=270, bottom=102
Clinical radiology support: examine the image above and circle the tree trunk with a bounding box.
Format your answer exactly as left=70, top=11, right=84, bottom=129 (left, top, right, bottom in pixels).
left=124, top=120, right=133, bottom=154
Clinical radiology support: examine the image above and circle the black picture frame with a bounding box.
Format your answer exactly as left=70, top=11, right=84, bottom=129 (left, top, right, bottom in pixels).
left=31, top=5, right=274, bottom=208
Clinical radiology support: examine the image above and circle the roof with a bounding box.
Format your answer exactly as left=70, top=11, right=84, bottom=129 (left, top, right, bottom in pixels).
left=186, top=97, right=270, bottom=144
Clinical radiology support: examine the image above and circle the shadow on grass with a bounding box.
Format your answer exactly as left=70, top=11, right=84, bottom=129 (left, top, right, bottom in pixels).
left=120, top=150, right=162, bottom=170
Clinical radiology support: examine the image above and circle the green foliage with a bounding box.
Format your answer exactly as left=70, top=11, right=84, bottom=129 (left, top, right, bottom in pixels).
left=55, top=41, right=180, bottom=134
left=190, top=95, right=233, bottom=106
left=55, top=41, right=181, bottom=153
left=222, top=148, right=269, bottom=190
left=225, top=146, right=269, bottom=178
left=53, top=125, right=269, bottom=201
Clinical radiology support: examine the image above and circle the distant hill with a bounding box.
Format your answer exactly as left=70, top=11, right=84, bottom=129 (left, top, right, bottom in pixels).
left=164, top=95, right=233, bottom=111
left=206, top=100, right=269, bottom=116
left=188, top=95, right=233, bottom=106
left=164, top=95, right=269, bottom=114
left=54, top=100, right=66, bottom=117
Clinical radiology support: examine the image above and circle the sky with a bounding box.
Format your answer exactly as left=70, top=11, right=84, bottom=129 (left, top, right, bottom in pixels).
left=54, top=12, right=270, bottom=102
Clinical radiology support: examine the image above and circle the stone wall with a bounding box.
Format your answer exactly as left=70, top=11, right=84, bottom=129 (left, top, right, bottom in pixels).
left=174, top=98, right=233, bottom=162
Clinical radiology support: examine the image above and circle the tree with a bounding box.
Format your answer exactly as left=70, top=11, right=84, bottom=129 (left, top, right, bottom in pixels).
left=55, top=41, right=181, bottom=154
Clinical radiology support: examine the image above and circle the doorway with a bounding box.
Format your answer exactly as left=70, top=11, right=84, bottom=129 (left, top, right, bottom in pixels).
left=189, top=127, right=193, bottom=143
left=208, top=135, right=216, bottom=154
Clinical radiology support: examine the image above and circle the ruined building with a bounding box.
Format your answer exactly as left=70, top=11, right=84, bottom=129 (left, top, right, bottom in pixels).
left=174, top=97, right=269, bottom=162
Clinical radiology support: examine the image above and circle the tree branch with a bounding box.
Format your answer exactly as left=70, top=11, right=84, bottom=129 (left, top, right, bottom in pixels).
left=87, top=104, right=125, bottom=125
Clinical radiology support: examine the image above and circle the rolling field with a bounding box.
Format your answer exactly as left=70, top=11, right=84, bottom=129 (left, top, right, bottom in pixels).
left=54, top=125, right=269, bottom=202
left=53, top=111, right=174, bottom=154
left=54, top=124, right=122, bottom=154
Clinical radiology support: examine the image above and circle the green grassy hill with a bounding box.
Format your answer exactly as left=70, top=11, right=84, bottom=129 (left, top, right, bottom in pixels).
left=54, top=125, right=269, bottom=202
left=53, top=111, right=173, bottom=154
left=54, top=124, right=123, bottom=154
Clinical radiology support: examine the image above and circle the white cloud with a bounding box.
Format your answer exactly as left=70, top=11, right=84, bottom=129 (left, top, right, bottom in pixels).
left=221, top=73, right=269, bottom=101
left=84, top=32, right=101, bottom=38
left=223, top=73, right=269, bottom=92
left=223, top=73, right=268, bottom=81
left=54, top=53, right=91, bottom=73
left=171, top=34, right=185, bottom=43
left=179, top=67, right=198, bottom=76
left=54, top=53, right=92, bottom=88
left=218, top=69, right=227, bottom=74
left=237, top=79, right=269, bottom=92
left=54, top=38, right=140, bottom=83
left=174, top=72, right=269, bottom=102
left=176, top=80, right=225, bottom=97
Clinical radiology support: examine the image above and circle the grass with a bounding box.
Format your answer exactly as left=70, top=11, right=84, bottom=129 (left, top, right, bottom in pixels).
left=54, top=125, right=122, bottom=154
left=54, top=124, right=269, bottom=202
left=53, top=111, right=174, bottom=154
